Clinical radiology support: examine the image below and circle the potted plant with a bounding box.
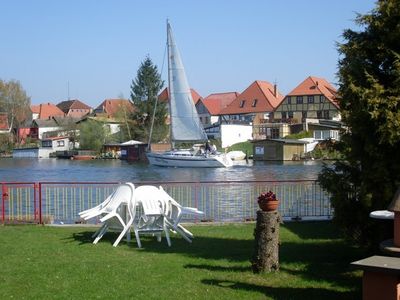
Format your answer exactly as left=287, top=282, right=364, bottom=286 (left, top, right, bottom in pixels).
left=257, top=190, right=279, bottom=211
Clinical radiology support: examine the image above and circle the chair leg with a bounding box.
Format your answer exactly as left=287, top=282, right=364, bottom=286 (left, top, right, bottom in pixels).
left=93, top=224, right=108, bottom=244
left=175, top=226, right=192, bottom=243
left=113, top=226, right=129, bottom=247
left=133, top=228, right=142, bottom=248
left=164, top=225, right=171, bottom=247
left=92, top=223, right=105, bottom=239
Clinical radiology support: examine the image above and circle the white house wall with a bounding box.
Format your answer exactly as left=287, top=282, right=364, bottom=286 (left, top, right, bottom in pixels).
left=38, top=127, right=60, bottom=139
left=221, top=124, right=253, bottom=148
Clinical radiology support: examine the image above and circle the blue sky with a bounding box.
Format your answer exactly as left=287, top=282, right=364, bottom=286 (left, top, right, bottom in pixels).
left=1, top=0, right=376, bottom=107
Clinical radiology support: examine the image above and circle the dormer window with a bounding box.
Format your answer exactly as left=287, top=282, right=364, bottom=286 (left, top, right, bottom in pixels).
left=239, top=100, right=246, bottom=108
left=252, top=99, right=258, bottom=107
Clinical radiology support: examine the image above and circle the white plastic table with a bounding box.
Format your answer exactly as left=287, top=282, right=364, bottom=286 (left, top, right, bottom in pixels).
left=369, top=210, right=394, bottom=220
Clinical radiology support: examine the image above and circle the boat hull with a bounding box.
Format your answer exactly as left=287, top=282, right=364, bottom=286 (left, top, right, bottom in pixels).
left=146, top=151, right=233, bottom=168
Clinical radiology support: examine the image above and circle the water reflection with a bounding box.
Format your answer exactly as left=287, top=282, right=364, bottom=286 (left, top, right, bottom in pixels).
left=0, top=158, right=327, bottom=182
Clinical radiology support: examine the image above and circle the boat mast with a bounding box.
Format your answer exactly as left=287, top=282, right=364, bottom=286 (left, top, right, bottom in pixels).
left=167, top=20, right=174, bottom=149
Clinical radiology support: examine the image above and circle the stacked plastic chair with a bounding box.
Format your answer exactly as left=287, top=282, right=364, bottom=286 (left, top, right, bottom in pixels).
left=79, top=182, right=136, bottom=247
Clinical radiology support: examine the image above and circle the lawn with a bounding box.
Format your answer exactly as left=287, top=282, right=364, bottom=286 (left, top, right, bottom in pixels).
left=0, top=222, right=364, bottom=299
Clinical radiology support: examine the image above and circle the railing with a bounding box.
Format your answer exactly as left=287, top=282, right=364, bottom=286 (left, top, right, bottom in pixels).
left=1, top=180, right=332, bottom=225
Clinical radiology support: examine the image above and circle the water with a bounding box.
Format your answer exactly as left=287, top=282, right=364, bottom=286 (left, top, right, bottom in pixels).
left=0, top=158, right=326, bottom=182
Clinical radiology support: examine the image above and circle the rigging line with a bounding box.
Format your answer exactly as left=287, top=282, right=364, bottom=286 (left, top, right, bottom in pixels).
left=147, top=40, right=168, bottom=151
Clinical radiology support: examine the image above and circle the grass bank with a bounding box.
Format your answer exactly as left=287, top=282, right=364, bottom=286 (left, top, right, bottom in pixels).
left=0, top=222, right=364, bottom=299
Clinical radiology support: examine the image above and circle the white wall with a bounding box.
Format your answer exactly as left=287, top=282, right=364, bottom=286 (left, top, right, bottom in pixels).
left=220, top=124, right=253, bottom=148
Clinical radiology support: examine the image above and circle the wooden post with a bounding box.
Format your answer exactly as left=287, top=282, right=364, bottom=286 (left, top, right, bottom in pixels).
left=251, top=210, right=280, bottom=273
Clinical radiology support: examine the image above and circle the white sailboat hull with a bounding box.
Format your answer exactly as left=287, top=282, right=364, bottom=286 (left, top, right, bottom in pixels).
left=146, top=151, right=233, bottom=168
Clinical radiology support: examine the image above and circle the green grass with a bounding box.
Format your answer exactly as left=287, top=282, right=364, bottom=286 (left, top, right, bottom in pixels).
left=0, top=222, right=364, bottom=299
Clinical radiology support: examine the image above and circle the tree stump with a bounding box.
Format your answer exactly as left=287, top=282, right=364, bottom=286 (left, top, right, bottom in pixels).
left=251, top=210, right=281, bottom=273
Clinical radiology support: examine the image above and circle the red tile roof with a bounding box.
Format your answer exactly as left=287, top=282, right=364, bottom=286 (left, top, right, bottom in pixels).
left=202, top=92, right=239, bottom=115
left=57, top=99, right=92, bottom=112
left=220, top=81, right=284, bottom=115
left=31, top=103, right=65, bottom=119
left=287, top=76, right=338, bottom=107
left=158, top=88, right=203, bottom=104
left=94, top=99, right=134, bottom=118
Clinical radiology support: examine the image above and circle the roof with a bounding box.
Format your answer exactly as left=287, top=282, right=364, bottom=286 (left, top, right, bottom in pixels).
left=31, top=103, right=65, bottom=119
left=220, top=81, right=284, bottom=115
left=57, top=99, right=92, bottom=113
left=201, top=92, right=239, bottom=115
left=94, top=99, right=134, bottom=118
left=158, top=87, right=203, bottom=104
left=252, top=138, right=309, bottom=145
left=286, top=76, right=338, bottom=108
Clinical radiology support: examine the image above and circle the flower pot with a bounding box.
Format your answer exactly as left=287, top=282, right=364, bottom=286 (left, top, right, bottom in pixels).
left=259, top=200, right=279, bottom=212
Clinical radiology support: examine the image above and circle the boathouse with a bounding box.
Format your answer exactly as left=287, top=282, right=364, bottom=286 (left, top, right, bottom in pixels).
left=252, top=138, right=311, bottom=161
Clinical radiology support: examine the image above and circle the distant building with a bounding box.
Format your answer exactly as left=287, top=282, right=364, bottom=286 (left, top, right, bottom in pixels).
left=57, top=99, right=92, bottom=118
left=252, top=139, right=313, bottom=161
left=93, top=99, right=134, bottom=118
left=198, top=92, right=239, bottom=126
left=31, top=103, right=65, bottom=120
left=219, top=80, right=284, bottom=125
left=274, top=76, right=340, bottom=123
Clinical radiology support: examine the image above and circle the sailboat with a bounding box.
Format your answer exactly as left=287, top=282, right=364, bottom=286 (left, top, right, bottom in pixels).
left=146, top=22, right=233, bottom=168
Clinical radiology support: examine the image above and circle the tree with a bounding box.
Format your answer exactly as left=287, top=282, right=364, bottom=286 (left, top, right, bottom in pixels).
left=318, top=0, right=400, bottom=249
left=78, top=120, right=109, bottom=153
left=0, top=79, right=31, bottom=131
left=129, top=56, right=168, bottom=143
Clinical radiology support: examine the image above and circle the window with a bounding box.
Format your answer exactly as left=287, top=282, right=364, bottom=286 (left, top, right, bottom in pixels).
left=57, top=140, right=65, bottom=147
left=317, top=110, right=322, bottom=119
left=296, top=96, right=303, bottom=104
left=307, top=95, right=314, bottom=103
left=302, top=111, right=307, bottom=119
left=282, top=112, right=287, bottom=119
left=319, top=95, right=324, bottom=103
left=287, top=96, right=291, bottom=104
left=239, top=100, right=246, bottom=108
left=42, top=140, right=52, bottom=148
left=252, top=99, right=258, bottom=107
left=288, top=111, right=294, bottom=118
left=323, top=110, right=330, bottom=119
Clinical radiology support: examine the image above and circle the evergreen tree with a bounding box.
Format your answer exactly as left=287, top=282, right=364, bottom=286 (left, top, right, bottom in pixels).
left=318, top=0, right=400, bottom=249
left=129, top=56, right=168, bottom=143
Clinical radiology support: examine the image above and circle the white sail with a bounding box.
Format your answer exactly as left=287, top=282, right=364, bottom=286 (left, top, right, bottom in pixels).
left=167, top=22, right=208, bottom=143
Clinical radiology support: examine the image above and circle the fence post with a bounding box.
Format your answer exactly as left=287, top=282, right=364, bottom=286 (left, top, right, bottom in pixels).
left=38, top=182, right=43, bottom=224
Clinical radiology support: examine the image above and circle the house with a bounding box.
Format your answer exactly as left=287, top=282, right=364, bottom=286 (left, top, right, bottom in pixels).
left=204, top=123, right=252, bottom=148
left=93, top=99, right=134, bottom=118
left=219, top=80, right=284, bottom=125
left=57, top=99, right=92, bottom=118
left=13, top=136, right=72, bottom=158
left=158, top=87, right=202, bottom=105
left=274, top=76, right=340, bottom=123
left=197, top=92, right=239, bottom=126
left=32, top=116, right=80, bottom=140
left=30, top=103, right=65, bottom=120
left=252, top=138, right=313, bottom=161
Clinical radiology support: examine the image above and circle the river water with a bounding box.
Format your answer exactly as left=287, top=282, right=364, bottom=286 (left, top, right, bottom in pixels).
left=0, top=158, right=326, bottom=182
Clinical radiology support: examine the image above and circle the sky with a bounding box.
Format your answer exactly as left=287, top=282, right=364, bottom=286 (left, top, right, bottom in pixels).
left=1, top=0, right=377, bottom=107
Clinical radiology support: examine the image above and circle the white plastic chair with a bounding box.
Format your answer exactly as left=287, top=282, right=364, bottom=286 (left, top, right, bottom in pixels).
left=133, top=185, right=171, bottom=248
left=159, top=186, right=204, bottom=243
left=79, top=191, right=114, bottom=220
left=87, top=183, right=136, bottom=247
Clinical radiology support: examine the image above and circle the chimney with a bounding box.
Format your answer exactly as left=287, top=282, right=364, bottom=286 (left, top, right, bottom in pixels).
left=316, top=81, right=319, bottom=86
left=273, top=84, right=277, bottom=97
